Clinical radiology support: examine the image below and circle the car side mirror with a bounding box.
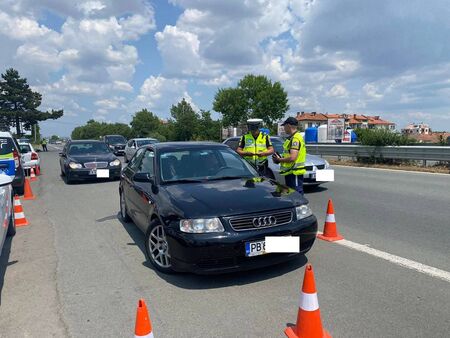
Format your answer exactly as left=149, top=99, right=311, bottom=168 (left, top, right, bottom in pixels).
left=133, top=172, right=154, bottom=184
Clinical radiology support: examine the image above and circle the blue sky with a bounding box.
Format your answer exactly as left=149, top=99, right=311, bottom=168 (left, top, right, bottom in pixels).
left=1, top=0, right=450, bottom=136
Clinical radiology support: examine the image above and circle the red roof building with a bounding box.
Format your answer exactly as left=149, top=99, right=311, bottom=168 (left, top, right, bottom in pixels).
left=295, top=112, right=395, bottom=130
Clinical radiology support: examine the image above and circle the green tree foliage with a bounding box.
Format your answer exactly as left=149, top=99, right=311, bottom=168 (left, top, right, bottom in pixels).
left=194, top=110, right=221, bottom=141
left=130, top=109, right=166, bottom=141
left=50, top=135, right=59, bottom=142
left=170, top=98, right=200, bottom=141
left=355, top=128, right=416, bottom=146
left=71, top=120, right=133, bottom=140
left=0, top=68, right=63, bottom=136
left=213, top=74, right=289, bottom=127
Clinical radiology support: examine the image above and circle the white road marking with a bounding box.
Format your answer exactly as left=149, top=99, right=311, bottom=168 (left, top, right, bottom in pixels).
left=332, top=164, right=449, bottom=176
left=332, top=238, right=450, bottom=283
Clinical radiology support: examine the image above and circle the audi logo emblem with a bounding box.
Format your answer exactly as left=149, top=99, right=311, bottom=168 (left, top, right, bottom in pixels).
left=252, top=216, right=277, bottom=227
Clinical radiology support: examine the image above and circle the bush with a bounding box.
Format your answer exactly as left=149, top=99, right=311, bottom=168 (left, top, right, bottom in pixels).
left=355, top=128, right=416, bottom=146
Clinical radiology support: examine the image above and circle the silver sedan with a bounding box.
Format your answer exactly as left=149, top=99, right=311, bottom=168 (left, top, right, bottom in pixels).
left=222, top=136, right=332, bottom=187
left=124, top=138, right=159, bottom=162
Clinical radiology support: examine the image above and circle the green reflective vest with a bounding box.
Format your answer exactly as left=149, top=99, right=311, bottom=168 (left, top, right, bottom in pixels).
left=280, top=131, right=306, bottom=176
left=241, top=132, right=271, bottom=166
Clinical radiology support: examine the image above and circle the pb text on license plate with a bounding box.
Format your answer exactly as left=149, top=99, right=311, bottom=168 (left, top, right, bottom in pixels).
left=245, top=240, right=266, bottom=257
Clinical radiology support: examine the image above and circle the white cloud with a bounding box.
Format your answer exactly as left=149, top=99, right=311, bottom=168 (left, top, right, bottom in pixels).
left=327, top=84, right=348, bottom=98
left=363, top=83, right=383, bottom=100
left=77, top=1, right=106, bottom=15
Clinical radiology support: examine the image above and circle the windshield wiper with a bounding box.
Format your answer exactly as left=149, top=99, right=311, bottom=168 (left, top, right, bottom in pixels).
left=164, top=179, right=204, bottom=184
left=207, top=176, right=251, bottom=181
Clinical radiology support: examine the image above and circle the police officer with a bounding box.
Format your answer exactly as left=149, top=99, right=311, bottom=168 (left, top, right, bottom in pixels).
left=272, top=117, right=306, bottom=195
left=237, top=119, right=274, bottom=176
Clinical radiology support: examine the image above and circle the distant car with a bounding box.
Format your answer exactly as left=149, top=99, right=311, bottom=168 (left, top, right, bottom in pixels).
left=0, top=132, right=25, bottom=195
left=102, top=135, right=127, bottom=156
left=0, top=174, right=15, bottom=256
left=119, top=142, right=318, bottom=274
left=59, top=140, right=122, bottom=184
left=124, top=138, right=159, bottom=162
left=55, top=140, right=62, bottom=145
left=18, top=142, right=40, bottom=175
left=223, top=136, right=332, bottom=187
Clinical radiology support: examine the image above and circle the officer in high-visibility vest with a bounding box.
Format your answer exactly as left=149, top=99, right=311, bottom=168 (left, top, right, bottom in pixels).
left=272, top=117, right=306, bottom=195
left=237, top=119, right=274, bottom=176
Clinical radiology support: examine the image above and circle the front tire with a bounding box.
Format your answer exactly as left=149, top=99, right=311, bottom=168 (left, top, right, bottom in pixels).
left=145, top=220, right=174, bottom=274
left=119, top=190, right=131, bottom=222
left=7, top=202, right=16, bottom=237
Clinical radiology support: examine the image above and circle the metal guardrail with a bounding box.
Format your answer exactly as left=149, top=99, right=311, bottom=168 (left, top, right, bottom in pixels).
left=305, top=144, right=450, bottom=161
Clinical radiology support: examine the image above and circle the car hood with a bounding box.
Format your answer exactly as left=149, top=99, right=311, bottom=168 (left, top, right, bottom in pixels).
left=159, top=177, right=307, bottom=219
left=68, top=153, right=117, bottom=163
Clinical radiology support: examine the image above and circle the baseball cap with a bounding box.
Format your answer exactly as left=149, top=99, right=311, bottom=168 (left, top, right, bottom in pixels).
left=281, top=117, right=298, bottom=126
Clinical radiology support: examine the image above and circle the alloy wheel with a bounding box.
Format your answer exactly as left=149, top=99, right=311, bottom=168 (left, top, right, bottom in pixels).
left=148, top=224, right=171, bottom=268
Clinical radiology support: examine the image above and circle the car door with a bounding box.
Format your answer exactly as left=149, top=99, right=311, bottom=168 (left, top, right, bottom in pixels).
left=60, top=144, right=69, bottom=172
left=122, top=148, right=146, bottom=224
left=0, top=184, right=7, bottom=254
left=131, top=149, right=156, bottom=231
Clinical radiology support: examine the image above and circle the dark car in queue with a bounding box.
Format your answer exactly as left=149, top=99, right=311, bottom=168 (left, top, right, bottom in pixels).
left=119, top=142, right=318, bottom=274
left=59, top=140, right=121, bottom=183
left=103, top=135, right=127, bottom=156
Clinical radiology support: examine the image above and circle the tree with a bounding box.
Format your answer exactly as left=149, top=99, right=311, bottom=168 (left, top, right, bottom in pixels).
left=71, top=120, right=133, bottom=140
left=50, top=135, right=59, bottom=142
left=170, top=98, right=200, bottom=141
left=130, top=109, right=165, bottom=139
left=213, top=74, right=289, bottom=128
left=195, top=110, right=221, bottom=141
left=0, top=68, right=63, bottom=136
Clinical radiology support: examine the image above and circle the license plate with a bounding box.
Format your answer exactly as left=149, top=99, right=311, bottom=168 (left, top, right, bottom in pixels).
left=245, top=240, right=266, bottom=257
left=96, top=169, right=109, bottom=178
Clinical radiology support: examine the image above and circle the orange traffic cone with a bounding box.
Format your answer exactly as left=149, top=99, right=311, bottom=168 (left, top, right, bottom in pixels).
left=135, top=299, right=154, bottom=338
left=23, top=177, right=36, bottom=200
left=35, top=165, right=41, bottom=176
left=14, top=195, right=29, bottom=227
left=285, top=264, right=331, bottom=338
left=30, top=167, right=37, bottom=181
left=317, top=199, right=343, bottom=242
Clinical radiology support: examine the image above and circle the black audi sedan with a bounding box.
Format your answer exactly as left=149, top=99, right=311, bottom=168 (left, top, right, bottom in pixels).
left=59, top=140, right=122, bottom=183
left=119, top=142, right=318, bottom=274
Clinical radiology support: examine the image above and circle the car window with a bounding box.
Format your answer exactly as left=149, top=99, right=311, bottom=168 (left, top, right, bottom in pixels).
left=68, top=142, right=109, bottom=155
left=137, top=139, right=158, bottom=147
left=19, top=144, right=31, bottom=153
left=137, top=150, right=155, bottom=175
left=106, top=136, right=126, bottom=144
left=160, top=148, right=256, bottom=182
left=128, top=148, right=146, bottom=171
left=224, top=139, right=239, bottom=151
left=127, top=140, right=134, bottom=147
left=0, top=138, right=15, bottom=155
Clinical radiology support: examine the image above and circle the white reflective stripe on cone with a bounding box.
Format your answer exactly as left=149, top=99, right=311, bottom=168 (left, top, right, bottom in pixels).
left=325, top=214, right=335, bottom=223
left=14, top=199, right=21, bottom=206
left=299, top=291, right=319, bottom=311
left=15, top=212, right=25, bottom=219
left=135, top=332, right=154, bottom=338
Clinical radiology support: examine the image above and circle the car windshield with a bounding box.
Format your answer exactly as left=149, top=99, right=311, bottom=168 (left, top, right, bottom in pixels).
left=160, top=148, right=257, bottom=183
left=106, top=136, right=126, bottom=144
left=68, top=142, right=110, bottom=155
left=137, top=139, right=157, bottom=147
left=0, top=138, right=15, bottom=155
left=270, top=138, right=285, bottom=154
left=19, top=144, right=31, bottom=153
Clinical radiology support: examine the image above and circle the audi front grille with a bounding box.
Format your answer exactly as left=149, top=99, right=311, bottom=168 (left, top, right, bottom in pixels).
left=228, top=210, right=293, bottom=231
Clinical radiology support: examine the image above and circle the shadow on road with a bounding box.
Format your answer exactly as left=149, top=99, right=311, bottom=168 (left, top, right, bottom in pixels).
left=304, top=185, right=328, bottom=194
left=115, top=213, right=308, bottom=290
left=0, top=237, right=18, bottom=306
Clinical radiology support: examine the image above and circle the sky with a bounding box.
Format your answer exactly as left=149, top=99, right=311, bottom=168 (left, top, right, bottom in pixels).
left=1, top=0, right=450, bottom=137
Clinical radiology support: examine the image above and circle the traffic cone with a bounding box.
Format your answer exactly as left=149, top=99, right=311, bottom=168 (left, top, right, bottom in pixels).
left=23, top=177, right=36, bottom=200
left=135, top=299, right=154, bottom=338
left=35, top=165, right=41, bottom=176
left=14, top=195, right=29, bottom=227
left=285, top=264, right=331, bottom=338
left=30, top=167, right=37, bottom=181
left=317, top=199, right=343, bottom=242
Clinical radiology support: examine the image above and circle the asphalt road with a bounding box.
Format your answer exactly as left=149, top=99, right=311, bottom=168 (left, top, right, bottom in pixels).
left=1, top=149, right=449, bottom=337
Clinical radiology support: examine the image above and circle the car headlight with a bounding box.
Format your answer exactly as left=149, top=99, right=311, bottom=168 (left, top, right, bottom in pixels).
left=324, top=160, right=330, bottom=169
left=109, top=159, right=121, bottom=166
left=69, top=162, right=82, bottom=169
left=296, top=205, right=313, bottom=220
left=180, top=218, right=224, bottom=233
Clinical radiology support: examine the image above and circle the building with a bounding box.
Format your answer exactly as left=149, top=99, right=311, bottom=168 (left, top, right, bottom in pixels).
left=407, top=131, right=450, bottom=144
left=401, top=123, right=431, bottom=135
left=295, top=112, right=396, bottom=130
